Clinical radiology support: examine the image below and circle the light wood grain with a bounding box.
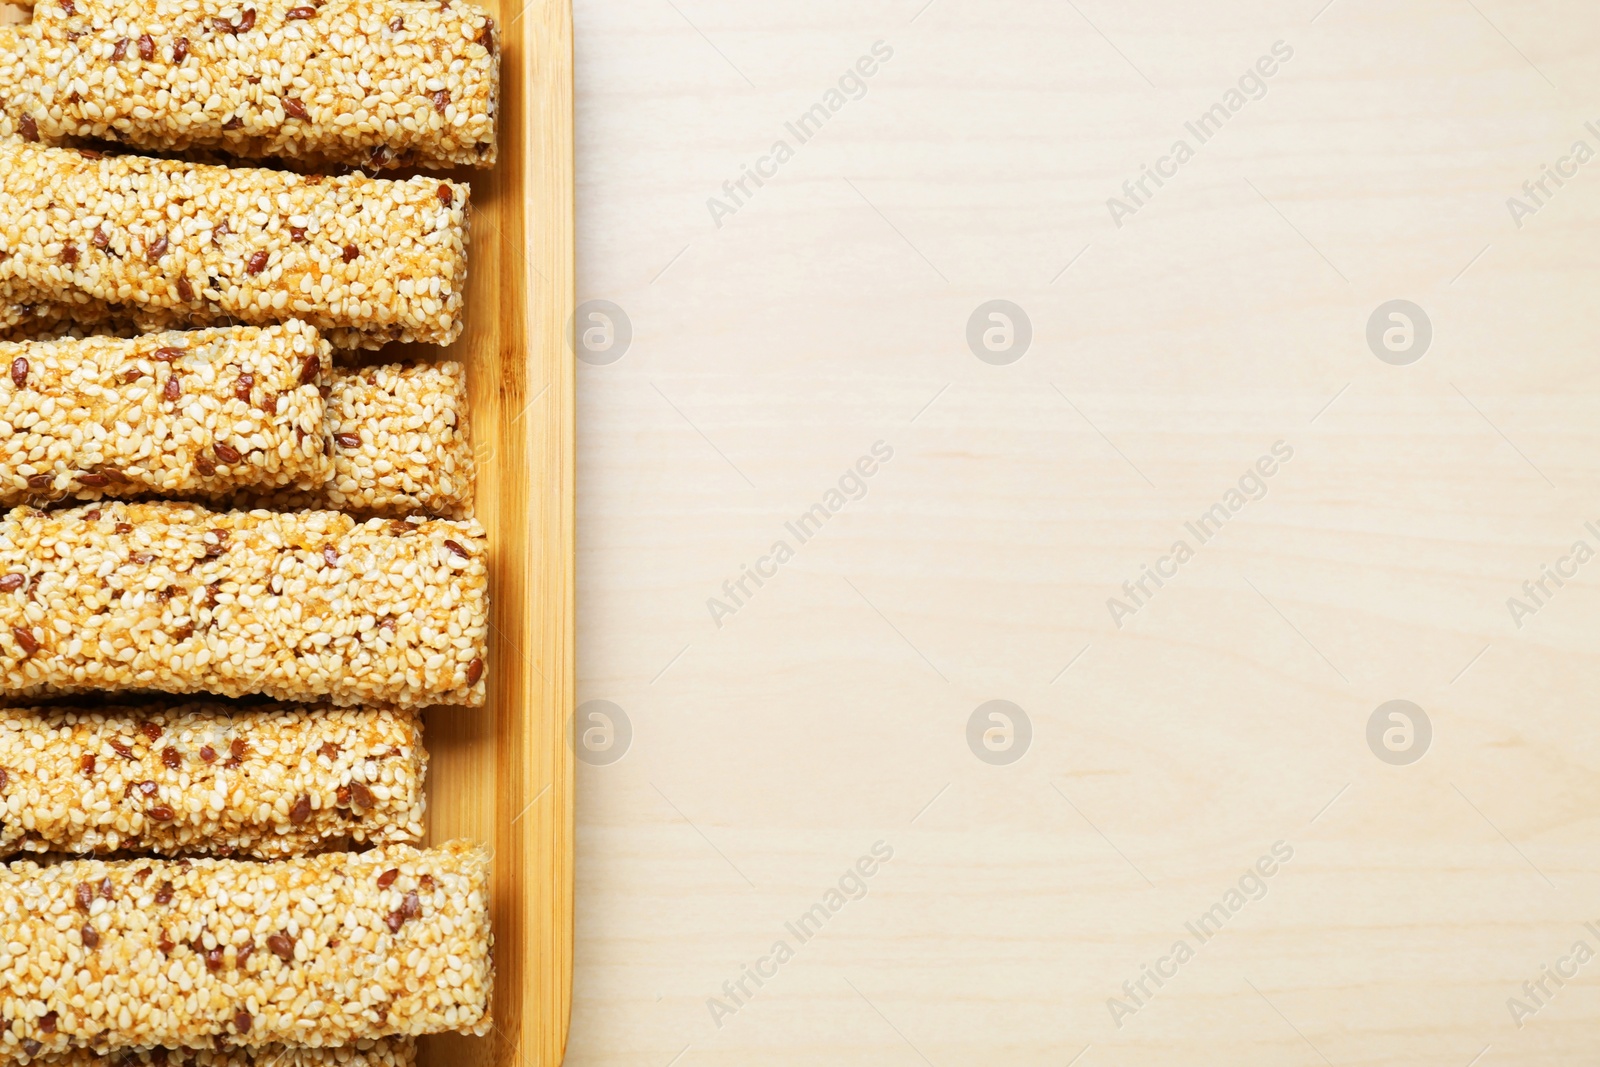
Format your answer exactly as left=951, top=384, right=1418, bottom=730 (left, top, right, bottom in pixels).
left=423, top=0, right=574, bottom=1064
left=569, top=0, right=1600, bottom=1064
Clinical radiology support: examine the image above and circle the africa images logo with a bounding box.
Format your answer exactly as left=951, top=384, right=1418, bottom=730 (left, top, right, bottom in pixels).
left=1106, top=41, right=1294, bottom=228
left=706, top=42, right=895, bottom=229
left=706, top=442, right=894, bottom=628
left=1106, top=441, right=1294, bottom=627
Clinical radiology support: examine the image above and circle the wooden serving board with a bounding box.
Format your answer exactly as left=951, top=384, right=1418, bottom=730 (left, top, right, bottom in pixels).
left=419, top=1, right=574, bottom=1064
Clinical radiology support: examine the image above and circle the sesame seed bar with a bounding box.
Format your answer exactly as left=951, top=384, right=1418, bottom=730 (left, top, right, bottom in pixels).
left=37, top=1037, right=416, bottom=1066
left=0, top=323, right=331, bottom=507
left=0, top=143, right=471, bottom=349
left=3, top=0, right=498, bottom=172
left=0, top=501, right=488, bottom=708
left=0, top=841, right=492, bottom=1059
left=0, top=702, right=426, bottom=859
left=237, top=361, right=474, bottom=519
left=0, top=324, right=473, bottom=516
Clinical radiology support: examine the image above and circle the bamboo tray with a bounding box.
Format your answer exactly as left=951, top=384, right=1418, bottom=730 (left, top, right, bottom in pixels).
left=0, top=0, right=574, bottom=1056
left=418, top=0, right=574, bottom=1063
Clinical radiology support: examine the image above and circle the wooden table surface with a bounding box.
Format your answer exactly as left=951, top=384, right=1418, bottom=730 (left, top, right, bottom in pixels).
left=568, top=1, right=1600, bottom=1063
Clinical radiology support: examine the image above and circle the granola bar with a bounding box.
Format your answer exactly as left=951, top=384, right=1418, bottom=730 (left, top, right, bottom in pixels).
left=0, top=841, right=492, bottom=1059
left=2, top=0, right=497, bottom=171
left=0, top=143, right=471, bottom=349
left=0, top=702, right=426, bottom=859
left=239, top=361, right=474, bottom=519
left=0, top=501, right=488, bottom=708
left=0, top=323, right=331, bottom=506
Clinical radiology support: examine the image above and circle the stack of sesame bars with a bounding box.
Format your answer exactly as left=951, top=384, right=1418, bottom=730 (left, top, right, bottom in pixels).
left=0, top=0, right=500, bottom=1061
